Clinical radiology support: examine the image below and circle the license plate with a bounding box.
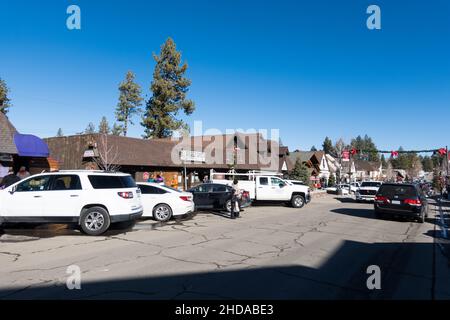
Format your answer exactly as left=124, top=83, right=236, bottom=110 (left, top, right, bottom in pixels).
left=392, top=200, right=401, bottom=205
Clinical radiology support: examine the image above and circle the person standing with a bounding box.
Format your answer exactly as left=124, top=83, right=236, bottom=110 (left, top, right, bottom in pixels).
left=156, top=174, right=164, bottom=185
left=147, top=173, right=156, bottom=183
left=16, top=166, right=30, bottom=180
left=0, top=167, right=21, bottom=189
left=230, top=179, right=241, bottom=219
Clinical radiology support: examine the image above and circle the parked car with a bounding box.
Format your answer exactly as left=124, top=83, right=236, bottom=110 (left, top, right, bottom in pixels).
left=326, top=184, right=351, bottom=195
left=0, top=170, right=143, bottom=235
left=188, top=183, right=234, bottom=212
left=137, top=182, right=194, bottom=222
left=350, top=182, right=361, bottom=192
left=374, top=183, right=429, bottom=223
left=355, top=181, right=383, bottom=202
left=212, top=173, right=311, bottom=208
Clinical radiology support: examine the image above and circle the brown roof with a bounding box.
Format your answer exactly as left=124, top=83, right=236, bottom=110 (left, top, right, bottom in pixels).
left=0, top=112, right=18, bottom=154
left=45, top=133, right=285, bottom=172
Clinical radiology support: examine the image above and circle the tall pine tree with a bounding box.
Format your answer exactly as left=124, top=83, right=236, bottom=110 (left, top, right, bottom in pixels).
left=116, top=71, right=143, bottom=136
left=111, top=123, right=122, bottom=136
left=142, top=37, right=195, bottom=138
left=0, top=78, right=11, bottom=114
left=84, top=122, right=96, bottom=134
left=350, top=134, right=380, bottom=161
left=322, top=137, right=336, bottom=155
left=98, top=116, right=111, bottom=134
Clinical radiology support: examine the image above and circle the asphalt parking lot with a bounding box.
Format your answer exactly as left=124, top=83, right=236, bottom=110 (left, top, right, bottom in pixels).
left=1, top=195, right=450, bottom=299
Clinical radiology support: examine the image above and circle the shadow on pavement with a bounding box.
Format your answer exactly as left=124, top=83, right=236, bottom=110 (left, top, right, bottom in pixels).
left=0, top=240, right=443, bottom=300
left=333, top=197, right=357, bottom=203
left=330, top=208, right=377, bottom=220
left=0, top=213, right=198, bottom=240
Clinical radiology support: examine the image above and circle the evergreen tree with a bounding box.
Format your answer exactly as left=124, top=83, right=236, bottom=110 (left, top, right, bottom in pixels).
left=111, top=123, right=122, bottom=136
left=310, top=145, right=318, bottom=151
left=381, top=154, right=387, bottom=168
left=328, top=174, right=336, bottom=187
left=116, top=71, right=143, bottom=136
left=0, top=77, right=11, bottom=114
left=56, top=128, right=64, bottom=137
left=350, top=134, right=379, bottom=161
left=98, top=116, right=111, bottom=134
left=142, top=37, right=195, bottom=138
left=421, top=156, right=434, bottom=172
left=289, top=159, right=310, bottom=183
left=322, top=137, right=335, bottom=155
left=84, top=122, right=96, bottom=134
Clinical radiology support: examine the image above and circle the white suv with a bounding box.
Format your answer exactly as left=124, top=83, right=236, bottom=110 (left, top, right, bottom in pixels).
left=0, top=170, right=143, bottom=235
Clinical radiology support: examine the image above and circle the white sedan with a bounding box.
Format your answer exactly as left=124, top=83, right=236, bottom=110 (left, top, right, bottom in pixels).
left=137, top=183, right=195, bottom=222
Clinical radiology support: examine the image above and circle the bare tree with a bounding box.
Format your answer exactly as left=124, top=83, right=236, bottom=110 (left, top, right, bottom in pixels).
left=92, top=134, right=121, bottom=171
left=385, top=160, right=395, bottom=182
left=407, top=156, right=423, bottom=180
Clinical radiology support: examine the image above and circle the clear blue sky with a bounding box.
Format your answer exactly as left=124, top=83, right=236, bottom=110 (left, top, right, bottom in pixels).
left=1, top=0, right=449, bottom=151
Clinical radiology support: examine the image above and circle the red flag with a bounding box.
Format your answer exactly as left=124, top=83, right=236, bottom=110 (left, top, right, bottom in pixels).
left=391, top=151, right=399, bottom=158
left=438, top=148, right=447, bottom=156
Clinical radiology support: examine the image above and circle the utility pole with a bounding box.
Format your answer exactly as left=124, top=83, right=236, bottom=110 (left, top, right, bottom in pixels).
left=447, top=146, right=449, bottom=178
left=446, top=146, right=449, bottom=199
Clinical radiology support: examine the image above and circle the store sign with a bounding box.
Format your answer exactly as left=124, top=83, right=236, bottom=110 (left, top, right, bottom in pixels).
left=180, top=150, right=206, bottom=162
left=83, top=149, right=95, bottom=158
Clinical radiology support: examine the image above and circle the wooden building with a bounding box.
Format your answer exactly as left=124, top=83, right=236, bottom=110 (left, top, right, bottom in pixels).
left=44, top=133, right=291, bottom=190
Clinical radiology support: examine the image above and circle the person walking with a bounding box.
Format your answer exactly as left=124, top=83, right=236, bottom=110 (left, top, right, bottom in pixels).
left=230, top=178, right=241, bottom=219
left=0, top=167, right=21, bottom=189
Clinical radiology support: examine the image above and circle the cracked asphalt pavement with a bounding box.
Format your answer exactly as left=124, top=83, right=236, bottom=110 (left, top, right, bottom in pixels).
left=1, top=195, right=450, bottom=299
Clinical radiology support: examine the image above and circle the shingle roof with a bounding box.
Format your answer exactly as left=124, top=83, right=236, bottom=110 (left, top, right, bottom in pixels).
left=289, top=151, right=316, bottom=164
left=0, top=112, right=18, bottom=154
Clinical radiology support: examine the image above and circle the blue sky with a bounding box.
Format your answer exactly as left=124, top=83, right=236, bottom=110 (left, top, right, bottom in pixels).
left=1, top=0, right=449, bottom=151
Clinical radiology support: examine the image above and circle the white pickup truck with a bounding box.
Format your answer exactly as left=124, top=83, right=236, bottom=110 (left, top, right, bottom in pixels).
left=212, top=172, right=311, bottom=208
left=355, top=181, right=383, bottom=202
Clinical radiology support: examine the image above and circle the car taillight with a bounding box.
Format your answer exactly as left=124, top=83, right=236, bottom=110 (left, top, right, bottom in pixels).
left=404, top=198, right=421, bottom=206
left=118, top=191, right=133, bottom=199
left=180, top=196, right=192, bottom=201
left=375, top=196, right=389, bottom=203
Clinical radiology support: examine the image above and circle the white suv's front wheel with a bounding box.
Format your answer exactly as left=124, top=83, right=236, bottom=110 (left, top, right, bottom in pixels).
left=80, top=207, right=111, bottom=236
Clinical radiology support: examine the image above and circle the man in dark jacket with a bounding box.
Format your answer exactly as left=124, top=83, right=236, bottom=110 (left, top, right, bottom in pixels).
left=0, top=168, right=21, bottom=189
left=230, top=179, right=241, bottom=219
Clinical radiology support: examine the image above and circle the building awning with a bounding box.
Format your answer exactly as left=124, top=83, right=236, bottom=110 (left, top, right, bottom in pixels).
left=14, top=133, right=49, bottom=157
